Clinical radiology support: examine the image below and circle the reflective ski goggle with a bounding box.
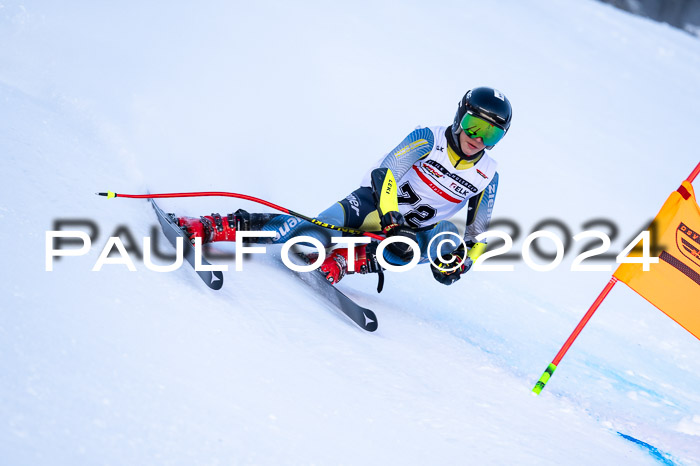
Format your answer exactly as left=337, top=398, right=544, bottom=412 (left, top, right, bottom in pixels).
left=460, top=112, right=506, bottom=147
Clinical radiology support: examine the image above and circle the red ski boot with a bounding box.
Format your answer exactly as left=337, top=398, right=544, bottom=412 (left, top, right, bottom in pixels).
left=319, top=243, right=382, bottom=285
left=177, top=210, right=248, bottom=244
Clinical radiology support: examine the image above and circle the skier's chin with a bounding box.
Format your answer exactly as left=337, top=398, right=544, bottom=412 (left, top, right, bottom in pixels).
left=463, top=142, right=482, bottom=155
left=458, top=132, right=484, bottom=155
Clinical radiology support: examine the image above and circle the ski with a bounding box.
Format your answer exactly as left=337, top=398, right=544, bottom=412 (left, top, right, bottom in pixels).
left=149, top=198, right=224, bottom=290
left=291, top=254, right=378, bottom=332
left=149, top=198, right=374, bottom=328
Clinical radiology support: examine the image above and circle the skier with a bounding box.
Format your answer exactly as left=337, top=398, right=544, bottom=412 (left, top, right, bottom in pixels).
left=176, top=87, right=512, bottom=286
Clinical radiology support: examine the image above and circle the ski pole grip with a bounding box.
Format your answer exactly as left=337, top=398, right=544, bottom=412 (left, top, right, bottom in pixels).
left=467, top=242, right=487, bottom=261
left=532, top=363, right=557, bottom=395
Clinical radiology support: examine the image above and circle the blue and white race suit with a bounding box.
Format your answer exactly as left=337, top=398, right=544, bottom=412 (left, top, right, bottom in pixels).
left=253, top=125, right=499, bottom=265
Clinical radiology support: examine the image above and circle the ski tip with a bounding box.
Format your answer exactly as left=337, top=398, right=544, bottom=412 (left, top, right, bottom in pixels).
left=209, top=271, right=224, bottom=290
left=96, top=191, right=117, bottom=199
left=362, top=310, right=379, bottom=332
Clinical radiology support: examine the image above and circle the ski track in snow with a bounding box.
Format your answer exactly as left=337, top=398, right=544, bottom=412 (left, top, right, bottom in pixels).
left=2, top=0, right=700, bottom=464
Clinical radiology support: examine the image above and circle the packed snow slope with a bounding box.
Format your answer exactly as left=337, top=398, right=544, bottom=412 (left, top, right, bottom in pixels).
left=2, top=0, right=700, bottom=464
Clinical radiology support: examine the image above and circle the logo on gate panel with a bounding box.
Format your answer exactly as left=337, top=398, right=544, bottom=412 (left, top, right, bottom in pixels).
left=677, top=222, right=700, bottom=267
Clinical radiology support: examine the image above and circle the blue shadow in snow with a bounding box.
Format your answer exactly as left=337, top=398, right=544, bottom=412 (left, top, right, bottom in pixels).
left=617, top=432, right=676, bottom=466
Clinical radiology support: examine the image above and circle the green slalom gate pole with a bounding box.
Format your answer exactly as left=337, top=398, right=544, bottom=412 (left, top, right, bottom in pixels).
left=532, top=276, right=619, bottom=395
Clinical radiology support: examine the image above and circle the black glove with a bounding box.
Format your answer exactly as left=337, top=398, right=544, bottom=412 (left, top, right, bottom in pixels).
left=431, top=245, right=473, bottom=285
left=383, top=223, right=419, bottom=263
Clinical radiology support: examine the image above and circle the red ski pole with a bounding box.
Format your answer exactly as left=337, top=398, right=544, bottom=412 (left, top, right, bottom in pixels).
left=97, top=190, right=385, bottom=241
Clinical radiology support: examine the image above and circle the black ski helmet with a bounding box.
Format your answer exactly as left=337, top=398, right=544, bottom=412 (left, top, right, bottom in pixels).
left=452, top=87, right=512, bottom=149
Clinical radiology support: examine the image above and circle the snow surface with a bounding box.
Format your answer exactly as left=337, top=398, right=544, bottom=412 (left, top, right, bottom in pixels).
left=2, top=0, right=700, bottom=464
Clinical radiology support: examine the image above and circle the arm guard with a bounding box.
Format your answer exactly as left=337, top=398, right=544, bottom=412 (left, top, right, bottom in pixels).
left=370, top=167, right=403, bottom=232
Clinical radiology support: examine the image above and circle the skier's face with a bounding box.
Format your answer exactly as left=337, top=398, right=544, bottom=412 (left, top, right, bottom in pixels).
left=458, top=130, right=485, bottom=156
